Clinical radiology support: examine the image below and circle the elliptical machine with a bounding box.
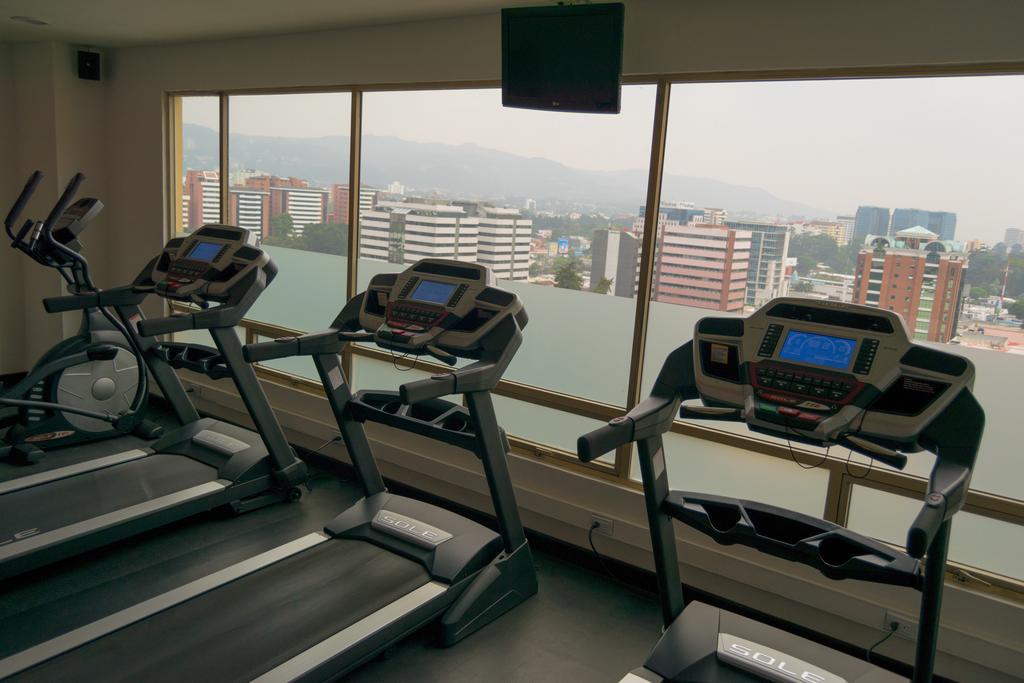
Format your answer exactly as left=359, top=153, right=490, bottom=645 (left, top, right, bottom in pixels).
left=0, top=171, right=161, bottom=465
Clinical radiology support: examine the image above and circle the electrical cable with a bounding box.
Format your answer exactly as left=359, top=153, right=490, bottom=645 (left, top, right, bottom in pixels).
left=587, top=522, right=657, bottom=600
left=866, top=621, right=899, bottom=664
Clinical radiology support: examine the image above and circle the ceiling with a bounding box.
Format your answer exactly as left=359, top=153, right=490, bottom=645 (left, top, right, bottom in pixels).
left=0, top=0, right=537, bottom=47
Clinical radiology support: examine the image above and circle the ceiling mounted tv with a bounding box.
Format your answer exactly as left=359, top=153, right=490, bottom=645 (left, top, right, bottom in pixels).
left=502, top=3, right=625, bottom=114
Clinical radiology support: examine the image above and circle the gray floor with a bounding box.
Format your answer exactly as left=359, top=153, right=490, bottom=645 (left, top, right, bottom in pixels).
left=0, top=423, right=661, bottom=682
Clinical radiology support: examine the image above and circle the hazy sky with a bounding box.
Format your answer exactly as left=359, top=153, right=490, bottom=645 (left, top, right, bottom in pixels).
left=184, top=76, right=1024, bottom=243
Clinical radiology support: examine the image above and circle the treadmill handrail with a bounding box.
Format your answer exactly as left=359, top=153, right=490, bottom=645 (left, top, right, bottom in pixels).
left=243, top=293, right=367, bottom=363
left=43, top=285, right=147, bottom=313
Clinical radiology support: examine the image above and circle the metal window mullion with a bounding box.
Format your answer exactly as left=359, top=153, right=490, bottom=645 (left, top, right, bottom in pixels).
left=616, top=80, right=672, bottom=481
left=219, top=93, right=229, bottom=224
left=168, top=95, right=183, bottom=240
left=344, top=89, right=363, bottom=383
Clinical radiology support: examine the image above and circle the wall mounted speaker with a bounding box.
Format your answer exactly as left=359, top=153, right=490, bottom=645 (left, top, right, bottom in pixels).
left=77, top=50, right=101, bottom=81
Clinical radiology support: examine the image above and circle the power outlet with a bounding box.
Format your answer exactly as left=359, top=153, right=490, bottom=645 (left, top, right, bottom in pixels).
left=884, top=610, right=918, bottom=640
left=590, top=515, right=614, bottom=537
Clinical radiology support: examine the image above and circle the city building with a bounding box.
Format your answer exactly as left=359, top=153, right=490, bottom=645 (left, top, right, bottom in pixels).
left=703, top=207, right=728, bottom=225
left=800, top=220, right=850, bottom=246
left=791, top=273, right=856, bottom=303
left=853, top=227, right=967, bottom=342
left=1005, top=227, right=1024, bottom=246
left=183, top=170, right=221, bottom=230
left=228, top=188, right=270, bottom=238
left=650, top=222, right=751, bottom=312
left=464, top=203, right=533, bottom=281
left=328, top=184, right=379, bottom=223
left=590, top=229, right=640, bottom=298
left=853, top=206, right=890, bottom=242
left=891, top=208, right=957, bottom=241
left=964, top=239, right=988, bottom=253
left=237, top=175, right=329, bottom=234
left=386, top=180, right=405, bottom=195
left=360, top=198, right=479, bottom=265
left=724, top=220, right=791, bottom=308
left=836, top=215, right=856, bottom=244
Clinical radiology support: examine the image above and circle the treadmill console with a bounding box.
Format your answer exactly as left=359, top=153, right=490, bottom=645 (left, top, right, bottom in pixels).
left=144, top=225, right=270, bottom=303
left=360, top=259, right=527, bottom=359
left=693, top=298, right=974, bottom=448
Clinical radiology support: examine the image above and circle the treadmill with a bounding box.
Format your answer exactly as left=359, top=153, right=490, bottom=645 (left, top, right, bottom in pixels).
left=0, top=258, right=537, bottom=681
left=0, top=225, right=308, bottom=581
left=578, top=298, right=983, bottom=683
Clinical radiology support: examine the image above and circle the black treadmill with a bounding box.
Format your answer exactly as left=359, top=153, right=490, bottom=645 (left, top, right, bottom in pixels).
left=578, top=298, right=983, bottom=683
left=0, top=258, right=537, bottom=682
left=0, top=225, right=308, bottom=581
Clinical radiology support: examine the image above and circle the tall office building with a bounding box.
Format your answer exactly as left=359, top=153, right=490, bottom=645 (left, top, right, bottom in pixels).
left=836, top=215, right=856, bottom=244
left=703, top=208, right=728, bottom=225
left=590, top=229, right=640, bottom=298
left=329, top=184, right=379, bottom=223
left=359, top=199, right=479, bottom=266
left=228, top=188, right=270, bottom=238
left=891, top=208, right=957, bottom=241
left=461, top=204, right=533, bottom=281
left=1004, top=227, right=1024, bottom=246
left=650, top=222, right=751, bottom=312
left=853, top=206, right=890, bottom=242
left=853, top=227, right=966, bottom=342
left=724, top=220, right=791, bottom=308
left=238, top=175, right=329, bottom=234
left=183, top=170, right=221, bottom=230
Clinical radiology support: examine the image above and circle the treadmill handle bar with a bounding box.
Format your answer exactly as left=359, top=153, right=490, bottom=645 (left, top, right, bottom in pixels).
left=578, top=393, right=680, bottom=463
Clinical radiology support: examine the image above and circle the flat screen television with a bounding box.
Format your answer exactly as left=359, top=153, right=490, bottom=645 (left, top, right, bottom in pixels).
left=501, top=3, right=625, bottom=114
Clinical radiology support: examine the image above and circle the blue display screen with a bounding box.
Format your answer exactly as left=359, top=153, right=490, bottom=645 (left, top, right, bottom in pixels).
left=187, top=241, right=222, bottom=262
left=778, top=330, right=857, bottom=370
left=410, top=279, right=457, bottom=305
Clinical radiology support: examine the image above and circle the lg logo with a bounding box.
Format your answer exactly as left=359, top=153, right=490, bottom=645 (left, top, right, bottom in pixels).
left=0, top=528, right=41, bottom=547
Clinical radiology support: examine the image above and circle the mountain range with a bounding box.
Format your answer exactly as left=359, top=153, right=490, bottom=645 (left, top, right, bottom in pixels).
left=183, top=123, right=834, bottom=218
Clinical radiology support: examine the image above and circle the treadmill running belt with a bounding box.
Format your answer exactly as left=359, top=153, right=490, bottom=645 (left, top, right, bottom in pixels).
left=16, top=539, right=432, bottom=682
left=0, top=454, right=218, bottom=539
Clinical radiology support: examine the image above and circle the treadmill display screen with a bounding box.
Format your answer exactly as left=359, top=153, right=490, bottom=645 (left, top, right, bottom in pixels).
left=187, top=241, right=222, bottom=262
left=410, top=279, right=457, bottom=305
left=778, top=330, right=856, bottom=370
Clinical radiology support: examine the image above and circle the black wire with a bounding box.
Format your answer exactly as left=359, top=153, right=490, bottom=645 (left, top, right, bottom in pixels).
left=866, top=622, right=898, bottom=663
left=587, top=522, right=657, bottom=600
left=844, top=408, right=876, bottom=479
left=782, top=417, right=830, bottom=470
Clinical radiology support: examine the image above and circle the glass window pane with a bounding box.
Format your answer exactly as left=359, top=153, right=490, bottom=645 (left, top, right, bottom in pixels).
left=639, top=76, right=1023, bottom=501
left=358, top=86, right=657, bottom=405
left=632, top=430, right=829, bottom=517
left=493, top=395, right=612, bottom=462
left=352, top=354, right=433, bottom=392
left=227, top=93, right=352, bottom=333
left=178, top=96, right=220, bottom=235
left=848, top=485, right=1024, bottom=581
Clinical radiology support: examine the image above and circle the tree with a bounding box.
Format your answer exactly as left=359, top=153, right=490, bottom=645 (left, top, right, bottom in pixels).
left=529, top=261, right=543, bottom=278
left=965, top=250, right=1005, bottom=289
left=300, top=222, right=348, bottom=256
left=1009, top=298, right=1024, bottom=320
left=554, top=257, right=583, bottom=290
left=267, top=213, right=296, bottom=243
left=593, top=277, right=614, bottom=294
left=792, top=280, right=815, bottom=293
left=970, top=286, right=989, bottom=300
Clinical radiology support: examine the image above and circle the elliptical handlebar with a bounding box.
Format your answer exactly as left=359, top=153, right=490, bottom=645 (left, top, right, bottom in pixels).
left=41, top=172, right=85, bottom=237
left=5, top=170, right=42, bottom=239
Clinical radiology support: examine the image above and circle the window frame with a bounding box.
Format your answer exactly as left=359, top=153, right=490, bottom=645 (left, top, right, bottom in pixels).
left=165, top=64, right=1024, bottom=598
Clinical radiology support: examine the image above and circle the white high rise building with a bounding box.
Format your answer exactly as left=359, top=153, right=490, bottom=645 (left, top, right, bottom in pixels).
left=473, top=206, right=532, bottom=281
left=359, top=200, right=479, bottom=265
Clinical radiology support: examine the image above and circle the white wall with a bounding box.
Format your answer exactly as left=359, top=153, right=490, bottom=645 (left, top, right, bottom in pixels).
left=1, top=0, right=1023, bottom=676
left=0, top=42, right=108, bottom=373
left=0, top=43, right=23, bottom=373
